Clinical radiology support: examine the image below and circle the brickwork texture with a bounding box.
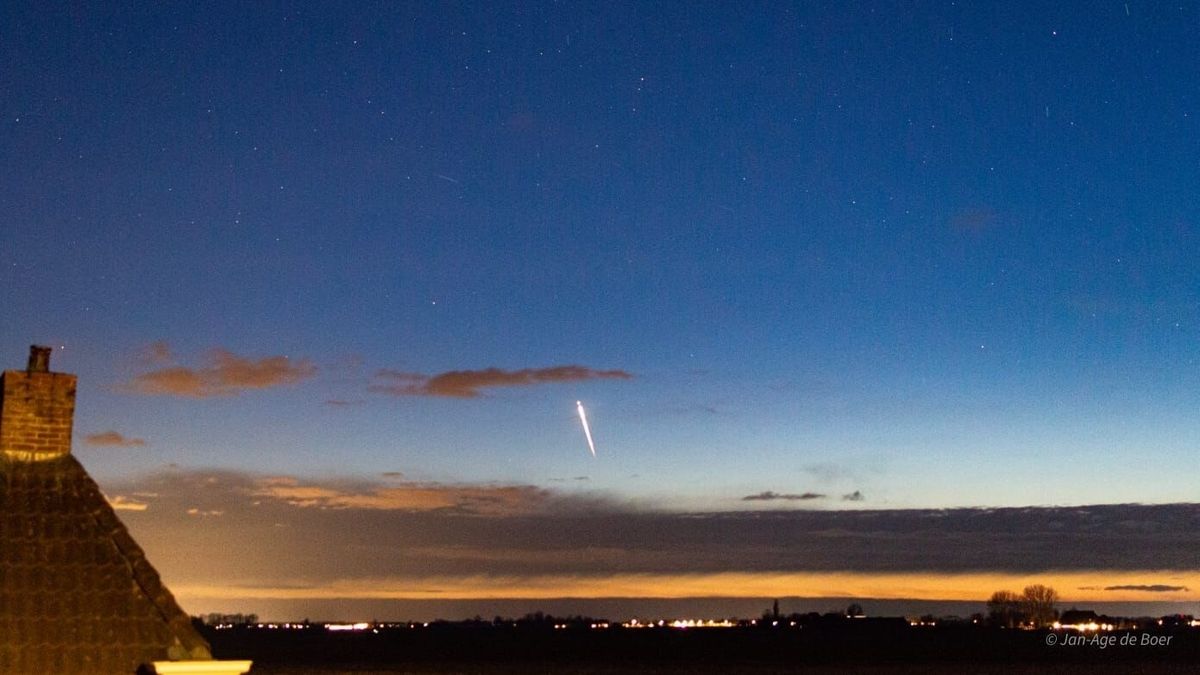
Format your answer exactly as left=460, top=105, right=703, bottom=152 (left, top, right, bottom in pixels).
left=0, top=370, right=77, bottom=462
left=0, top=348, right=212, bottom=673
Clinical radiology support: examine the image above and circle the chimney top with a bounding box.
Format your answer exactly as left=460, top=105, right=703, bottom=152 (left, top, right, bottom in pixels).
left=27, top=345, right=52, bottom=373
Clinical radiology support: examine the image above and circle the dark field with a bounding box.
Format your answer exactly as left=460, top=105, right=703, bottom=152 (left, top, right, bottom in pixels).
left=205, top=624, right=1200, bottom=674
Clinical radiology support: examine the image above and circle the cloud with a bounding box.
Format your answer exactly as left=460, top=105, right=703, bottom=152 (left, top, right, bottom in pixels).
left=369, top=365, right=632, bottom=398
left=1102, top=584, right=1190, bottom=593
left=94, top=469, right=1200, bottom=615
left=842, top=491, right=865, bottom=502
left=187, top=508, right=225, bottom=517
left=250, top=476, right=553, bottom=516
left=125, top=347, right=317, bottom=398
left=106, top=494, right=149, bottom=511
left=742, top=491, right=825, bottom=502
left=84, top=431, right=147, bottom=448
left=324, top=399, right=363, bottom=407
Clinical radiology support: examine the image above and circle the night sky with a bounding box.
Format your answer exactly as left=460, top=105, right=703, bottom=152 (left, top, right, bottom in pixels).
left=2, top=2, right=1198, bottom=618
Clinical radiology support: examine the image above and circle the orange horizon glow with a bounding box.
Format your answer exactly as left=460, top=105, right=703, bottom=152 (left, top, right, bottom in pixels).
left=174, top=569, right=1200, bottom=604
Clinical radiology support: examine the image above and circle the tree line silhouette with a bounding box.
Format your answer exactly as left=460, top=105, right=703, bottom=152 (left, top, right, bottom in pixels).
left=986, top=585, right=1059, bottom=628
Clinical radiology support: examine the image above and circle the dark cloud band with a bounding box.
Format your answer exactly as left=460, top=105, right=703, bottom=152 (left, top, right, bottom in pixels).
left=105, top=470, right=1200, bottom=587
left=370, top=365, right=633, bottom=398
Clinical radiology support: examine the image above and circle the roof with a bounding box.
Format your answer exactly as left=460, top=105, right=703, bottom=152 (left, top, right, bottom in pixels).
left=0, top=452, right=211, bottom=674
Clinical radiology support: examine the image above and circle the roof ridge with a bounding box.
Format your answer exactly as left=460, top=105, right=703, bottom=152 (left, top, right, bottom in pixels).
left=66, top=455, right=212, bottom=659
left=1, top=454, right=213, bottom=672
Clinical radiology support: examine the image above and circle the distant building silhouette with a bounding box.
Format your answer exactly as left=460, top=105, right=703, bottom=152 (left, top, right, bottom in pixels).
left=1058, top=610, right=1099, bottom=624
left=0, top=346, right=250, bottom=674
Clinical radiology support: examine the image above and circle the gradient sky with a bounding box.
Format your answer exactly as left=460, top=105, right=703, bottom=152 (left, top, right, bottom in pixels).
left=2, top=2, right=1199, bottom=617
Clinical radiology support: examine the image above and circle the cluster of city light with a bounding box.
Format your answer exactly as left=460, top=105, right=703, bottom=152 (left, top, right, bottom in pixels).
left=669, top=619, right=737, bottom=629
left=616, top=618, right=738, bottom=629
left=322, top=622, right=431, bottom=631
left=620, top=619, right=664, bottom=628
left=216, top=622, right=434, bottom=631
left=1157, top=618, right=1200, bottom=627
left=212, top=622, right=309, bottom=631
left=1052, top=621, right=1115, bottom=632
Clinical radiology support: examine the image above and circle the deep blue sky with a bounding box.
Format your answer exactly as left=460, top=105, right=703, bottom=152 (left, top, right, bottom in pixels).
left=3, top=1, right=1200, bottom=510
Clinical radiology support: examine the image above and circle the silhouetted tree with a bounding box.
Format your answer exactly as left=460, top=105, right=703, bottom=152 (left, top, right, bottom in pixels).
left=1022, top=584, right=1059, bottom=627
left=846, top=603, right=864, bottom=617
left=521, top=611, right=549, bottom=625
left=987, top=590, right=1024, bottom=628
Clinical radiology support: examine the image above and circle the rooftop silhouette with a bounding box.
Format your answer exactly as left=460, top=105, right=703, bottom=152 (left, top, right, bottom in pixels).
left=0, top=346, right=212, bottom=673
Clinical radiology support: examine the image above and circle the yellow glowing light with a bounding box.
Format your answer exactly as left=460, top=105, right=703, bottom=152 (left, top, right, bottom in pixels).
left=175, top=569, right=1200, bottom=604
left=326, top=622, right=370, bottom=631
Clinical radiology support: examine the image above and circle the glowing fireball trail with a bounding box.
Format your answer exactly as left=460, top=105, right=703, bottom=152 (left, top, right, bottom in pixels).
left=576, top=400, right=596, bottom=457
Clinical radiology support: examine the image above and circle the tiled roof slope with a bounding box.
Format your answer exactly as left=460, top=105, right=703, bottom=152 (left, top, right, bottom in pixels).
left=0, top=453, right=211, bottom=674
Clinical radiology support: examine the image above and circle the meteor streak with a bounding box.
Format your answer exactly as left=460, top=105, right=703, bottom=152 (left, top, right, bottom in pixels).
left=576, top=400, right=596, bottom=457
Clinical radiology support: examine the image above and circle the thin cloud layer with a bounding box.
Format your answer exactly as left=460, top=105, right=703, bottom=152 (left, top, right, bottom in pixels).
left=106, top=494, right=149, bottom=511
left=103, top=468, right=1200, bottom=601
left=173, top=571, right=1200, bottom=606
left=370, top=365, right=632, bottom=398
left=125, top=347, right=317, bottom=398
left=742, top=491, right=825, bottom=501
left=251, top=476, right=551, bottom=516
left=84, top=431, right=146, bottom=447
left=1103, top=584, right=1190, bottom=593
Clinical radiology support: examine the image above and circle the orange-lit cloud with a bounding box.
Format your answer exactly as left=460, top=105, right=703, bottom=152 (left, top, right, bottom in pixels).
left=170, top=570, right=1200, bottom=604
left=369, top=365, right=632, bottom=398
left=84, top=430, right=147, bottom=447
left=100, top=469, right=1200, bottom=619
left=251, top=476, right=551, bottom=516
left=1100, top=584, right=1190, bottom=593
left=106, top=494, right=150, bottom=511
left=125, top=347, right=317, bottom=398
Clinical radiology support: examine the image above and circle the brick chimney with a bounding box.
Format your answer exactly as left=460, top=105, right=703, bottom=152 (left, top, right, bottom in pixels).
left=0, top=345, right=77, bottom=462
